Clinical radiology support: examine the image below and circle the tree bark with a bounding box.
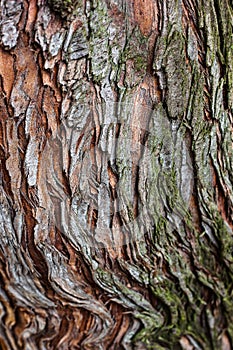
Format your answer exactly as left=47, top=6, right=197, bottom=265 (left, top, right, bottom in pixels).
left=0, top=0, right=233, bottom=349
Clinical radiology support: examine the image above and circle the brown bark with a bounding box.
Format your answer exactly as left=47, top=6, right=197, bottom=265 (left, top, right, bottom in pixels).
left=0, top=0, right=233, bottom=349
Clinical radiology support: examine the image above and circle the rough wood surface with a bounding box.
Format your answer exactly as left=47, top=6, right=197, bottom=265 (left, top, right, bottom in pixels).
left=0, top=0, right=233, bottom=349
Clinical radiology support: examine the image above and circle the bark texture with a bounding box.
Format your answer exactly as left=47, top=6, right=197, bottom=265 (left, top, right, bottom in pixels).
left=0, top=0, right=233, bottom=349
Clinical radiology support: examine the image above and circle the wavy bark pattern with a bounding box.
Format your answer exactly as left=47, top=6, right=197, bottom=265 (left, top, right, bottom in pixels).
left=0, top=0, right=233, bottom=349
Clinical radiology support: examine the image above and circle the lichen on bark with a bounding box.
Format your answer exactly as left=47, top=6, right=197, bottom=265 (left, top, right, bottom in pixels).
left=0, top=0, right=233, bottom=349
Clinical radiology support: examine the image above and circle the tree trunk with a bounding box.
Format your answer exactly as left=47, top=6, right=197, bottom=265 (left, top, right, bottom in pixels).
left=0, top=0, right=232, bottom=349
